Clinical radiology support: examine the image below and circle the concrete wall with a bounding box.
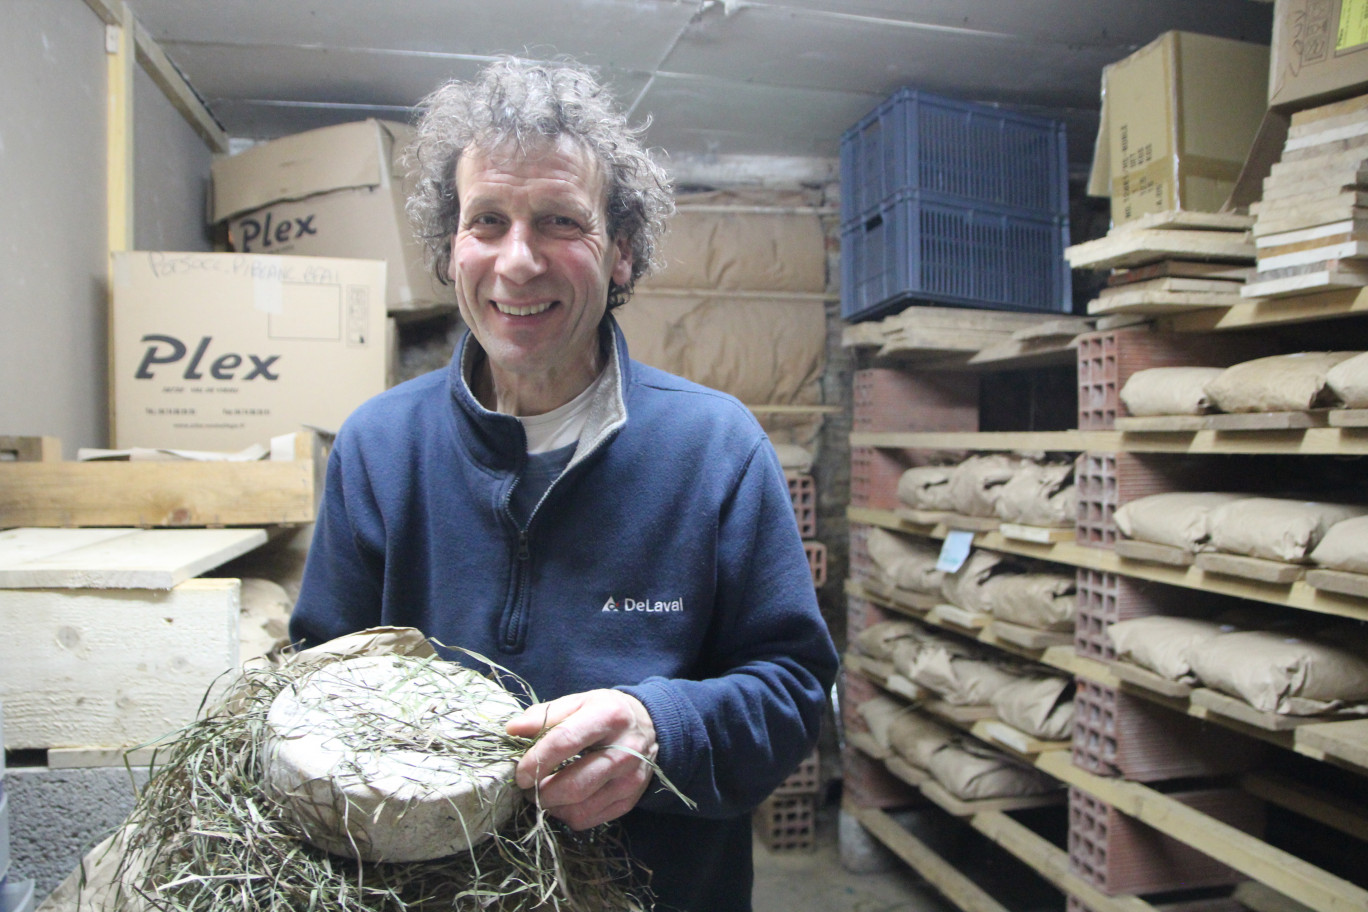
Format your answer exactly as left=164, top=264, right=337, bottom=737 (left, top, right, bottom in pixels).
left=1, top=0, right=214, bottom=457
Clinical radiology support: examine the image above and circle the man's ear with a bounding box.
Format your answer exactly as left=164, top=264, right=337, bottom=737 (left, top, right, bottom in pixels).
left=612, top=235, right=634, bottom=286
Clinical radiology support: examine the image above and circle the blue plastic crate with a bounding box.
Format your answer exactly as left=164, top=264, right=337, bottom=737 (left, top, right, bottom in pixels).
left=840, top=87, right=1068, bottom=227
left=840, top=191, right=1072, bottom=322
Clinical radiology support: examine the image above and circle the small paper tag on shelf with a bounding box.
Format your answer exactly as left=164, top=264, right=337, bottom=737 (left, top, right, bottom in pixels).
left=936, top=530, right=974, bottom=573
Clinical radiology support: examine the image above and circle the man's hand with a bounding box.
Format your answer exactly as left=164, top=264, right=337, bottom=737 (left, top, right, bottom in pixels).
left=505, top=689, right=657, bottom=831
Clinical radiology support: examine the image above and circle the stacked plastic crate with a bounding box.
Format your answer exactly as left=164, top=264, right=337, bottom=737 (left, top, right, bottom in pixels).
left=0, top=703, right=34, bottom=912
left=839, top=87, right=1072, bottom=322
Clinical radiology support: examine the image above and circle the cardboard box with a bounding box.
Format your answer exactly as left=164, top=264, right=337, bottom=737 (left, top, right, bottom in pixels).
left=1090, top=32, right=1269, bottom=225
left=111, top=251, right=388, bottom=451
left=210, top=120, right=449, bottom=317
left=1269, top=0, right=1368, bottom=111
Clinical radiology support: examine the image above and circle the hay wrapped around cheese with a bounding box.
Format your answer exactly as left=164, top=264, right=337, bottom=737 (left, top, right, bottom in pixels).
left=104, top=628, right=653, bottom=912
left=262, top=654, right=524, bottom=862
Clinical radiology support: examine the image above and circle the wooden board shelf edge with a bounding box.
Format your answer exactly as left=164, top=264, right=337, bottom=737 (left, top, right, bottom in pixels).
left=1034, top=751, right=1368, bottom=912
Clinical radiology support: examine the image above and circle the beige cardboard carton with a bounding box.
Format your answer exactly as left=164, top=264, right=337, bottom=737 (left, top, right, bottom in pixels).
left=112, top=251, right=388, bottom=451
left=1269, top=0, right=1368, bottom=111
left=1091, top=31, right=1269, bottom=225
left=210, top=120, right=450, bottom=317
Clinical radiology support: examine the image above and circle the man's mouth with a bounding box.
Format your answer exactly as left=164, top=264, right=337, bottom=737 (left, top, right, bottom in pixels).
left=493, top=300, right=555, bottom=317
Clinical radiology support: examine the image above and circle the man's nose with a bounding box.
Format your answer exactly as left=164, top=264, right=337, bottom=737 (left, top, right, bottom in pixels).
left=495, top=221, right=547, bottom=283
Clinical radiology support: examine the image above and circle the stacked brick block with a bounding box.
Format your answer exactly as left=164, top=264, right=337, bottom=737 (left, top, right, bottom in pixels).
left=754, top=750, right=823, bottom=852
left=1068, top=787, right=1265, bottom=895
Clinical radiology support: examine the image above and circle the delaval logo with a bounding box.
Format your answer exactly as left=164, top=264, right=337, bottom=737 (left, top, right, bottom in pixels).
left=134, top=335, right=281, bottom=381
left=601, top=595, right=684, bottom=614
left=237, top=212, right=317, bottom=251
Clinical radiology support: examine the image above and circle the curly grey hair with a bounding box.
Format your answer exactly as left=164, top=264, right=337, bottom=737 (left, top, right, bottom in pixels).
left=405, top=57, right=675, bottom=309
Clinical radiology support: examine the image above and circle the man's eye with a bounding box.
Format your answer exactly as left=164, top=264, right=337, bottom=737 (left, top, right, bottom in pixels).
left=545, top=216, right=583, bottom=233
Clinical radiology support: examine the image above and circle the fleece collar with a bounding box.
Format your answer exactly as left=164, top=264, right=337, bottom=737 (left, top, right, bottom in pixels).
left=448, top=316, right=631, bottom=471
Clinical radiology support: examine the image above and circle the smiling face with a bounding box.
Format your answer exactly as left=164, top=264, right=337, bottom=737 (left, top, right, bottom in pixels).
left=449, top=138, right=633, bottom=416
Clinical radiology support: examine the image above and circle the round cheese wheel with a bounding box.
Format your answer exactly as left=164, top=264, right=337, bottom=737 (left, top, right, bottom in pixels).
left=262, top=654, right=524, bottom=861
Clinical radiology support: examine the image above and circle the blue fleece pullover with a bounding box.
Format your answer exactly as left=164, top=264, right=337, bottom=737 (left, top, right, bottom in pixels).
left=290, top=317, right=839, bottom=911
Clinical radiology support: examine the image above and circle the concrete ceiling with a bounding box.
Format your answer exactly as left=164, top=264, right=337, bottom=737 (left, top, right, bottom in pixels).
left=121, top=0, right=1275, bottom=180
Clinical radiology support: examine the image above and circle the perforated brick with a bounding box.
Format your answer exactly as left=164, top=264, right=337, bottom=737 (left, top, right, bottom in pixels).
left=1068, top=786, right=1263, bottom=895
left=840, top=743, right=921, bottom=810
left=805, top=541, right=828, bottom=588
left=787, top=472, right=818, bottom=539
left=754, top=793, right=817, bottom=851
left=849, top=523, right=872, bottom=583
left=847, top=591, right=893, bottom=640
left=774, top=749, right=822, bottom=796
left=852, top=368, right=979, bottom=433
left=1071, top=677, right=1266, bottom=782
left=1073, top=570, right=1197, bottom=661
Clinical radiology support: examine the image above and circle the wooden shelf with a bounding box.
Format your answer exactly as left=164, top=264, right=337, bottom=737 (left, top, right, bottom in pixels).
left=1037, top=752, right=1368, bottom=912
left=848, top=507, right=1368, bottom=623
left=1160, top=284, right=1368, bottom=333
left=851, top=427, right=1368, bottom=456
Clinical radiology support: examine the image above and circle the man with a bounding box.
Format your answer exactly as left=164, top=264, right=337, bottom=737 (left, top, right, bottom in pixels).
left=290, top=57, right=839, bottom=912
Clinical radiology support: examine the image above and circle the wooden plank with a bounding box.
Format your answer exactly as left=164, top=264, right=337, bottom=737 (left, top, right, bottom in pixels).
left=883, top=754, right=929, bottom=786
left=0, top=528, right=136, bottom=569
left=1115, top=539, right=1195, bottom=567
left=0, top=579, right=240, bottom=750
left=1258, top=239, right=1368, bottom=272
left=1240, top=771, right=1368, bottom=841
left=1098, top=276, right=1245, bottom=296
left=1111, top=211, right=1254, bottom=233
left=1114, top=415, right=1210, bottom=432
left=1305, top=568, right=1368, bottom=599
left=1234, top=881, right=1319, bottom=912
left=0, top=527, right=266, bottom=589
left=1242, top=262, right=1368, bottom=298
left=929, top=603, right=991, bottom=630
left=46, top=746, right=159, bottom=770
left=1203, top=410, right=1331, bottom=431
left=848, top=730, right=891, bottom=761
left=970, top=811, right=1163, bottom=912
left=942, top=514, right=1002, bottom=533
left=989, top=620, right=1072, bottom=651
left=1328, top=408, right=1368, bottom=427
left=1193, top=552, right=1306, bottom=584
left=1163, top=284, right=1368, bottom=332
left=969, top=719, right=1069, bottom=757
left=0, top=448, right=319, bottom=528
left=1108, top=660, right=1195, bottom=699
left=919, top=780, right=1064, bottom=817
left=1066, top=230, right=1255, bottom=271
left=1188, top=689, right=1315, bottom=732
left=998, top=523, right=1072, bottom=544
left=846, top=802, right=1015, bottom=912
left=923, top=699, right=997, bottom=724
left=1109, top=259, right=1251, bottom=285
left=894, top=507, right=951, bottom=526
left=0, top=436, right=62, bottom=462
left=1035, top=751, right=1368, bottom=912
left=1296, top=719, right=1368, bottom=771
left=1088, top=289, right=1242, bottom=316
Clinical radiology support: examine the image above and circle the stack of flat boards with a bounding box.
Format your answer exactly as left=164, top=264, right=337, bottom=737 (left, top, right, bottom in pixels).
left=1065, top=211, right=1255, bottom=318
left=1246, top=94, right=1368, bottom=298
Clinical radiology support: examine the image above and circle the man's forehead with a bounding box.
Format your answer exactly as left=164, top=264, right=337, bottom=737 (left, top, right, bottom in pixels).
left=457, top=136, right=606, bottom=198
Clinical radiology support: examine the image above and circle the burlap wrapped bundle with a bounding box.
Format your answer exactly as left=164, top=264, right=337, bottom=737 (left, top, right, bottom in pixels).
left=886, top=711, right=957, bottom=770
left=989, top=676, right=1074, bottom=741
left=947, top=453, right=1023, bottom=517
left=941, top=550, right=1009, bottom=614
left=1107, top=616, right=1227, bottom=682
left=866, top=527, right=944, bottom=594
left=981, top=573, right=1075, bottom=631
left=1119, top=366, right=1225, bottom=416
left=1204, top=351, right=1361, bottom=413
left=994, top=460, right=1076, bottom=527
left=1189, top=628, right=1368, bottom=715
left=852, top=619, right=924, bottom=662
left=1310, top=514, right=1368, bottom=573
left=1326, top=351, right=1368, bottom=408
left=897, top=465, right=957, bottom=512
left=1207, top=497, right=1368, bottom=562
left=1114, top=492, right=1249, bottom=552
left=925, top=740, right=1057, bottom=800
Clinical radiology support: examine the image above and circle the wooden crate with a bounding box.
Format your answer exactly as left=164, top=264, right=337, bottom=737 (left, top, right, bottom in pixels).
left=0, top=579, right=240, bottom=750
left=0, top=431, right=325, bottom=528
